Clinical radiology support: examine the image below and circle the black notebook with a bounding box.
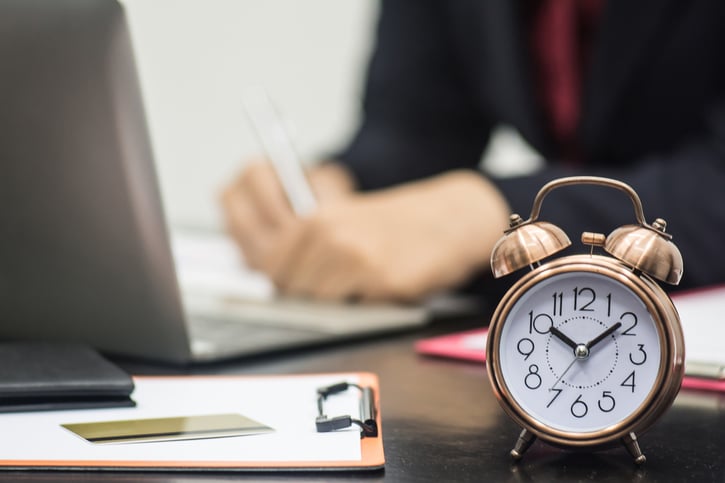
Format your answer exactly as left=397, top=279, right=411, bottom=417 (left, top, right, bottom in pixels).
left=0, top=341, right=135, bottom=412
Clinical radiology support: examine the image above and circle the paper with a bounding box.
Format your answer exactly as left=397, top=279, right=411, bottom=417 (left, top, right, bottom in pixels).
left=170, top=229, right=429, bottom=334
left=0, top=374, right=379, bottom=468
left=170, top=228, right=275, bottom=301
left=672, top=286, right=725, bottom=368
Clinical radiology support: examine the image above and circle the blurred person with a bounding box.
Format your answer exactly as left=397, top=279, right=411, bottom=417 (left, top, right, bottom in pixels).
left=222, top=0, right=725, bottom=302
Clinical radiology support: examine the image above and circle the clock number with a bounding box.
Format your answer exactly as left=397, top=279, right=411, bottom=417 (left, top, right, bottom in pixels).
left=573, top=287, right=596, bottom=311
left=528, top=311, right=554, bottom=335
left=621, top=371, right=636, bottom=393
left=629, top=344, right=647, bottom=365
left=552, top=292, right=563, bottom=316
left=620, top=312, right=638, bottom=336
left=524, top=364, right=542, bottom=390
left=517, top=338, right=535, bottom=360
left=597, top=391, right=616, bottom=413
left=606, top=293, right=612, bottom=317
left=570, top=394, right=588, bottom=418
left=546, top=388, right=563, bottom=408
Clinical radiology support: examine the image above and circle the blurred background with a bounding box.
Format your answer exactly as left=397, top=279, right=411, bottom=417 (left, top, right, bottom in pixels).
left=120, top=0, right=377, bottom=229
left=120, top=0, right=540, bottom=231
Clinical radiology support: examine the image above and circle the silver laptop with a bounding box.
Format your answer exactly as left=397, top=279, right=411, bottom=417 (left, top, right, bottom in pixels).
left=0, top=0, right=431, bottom=364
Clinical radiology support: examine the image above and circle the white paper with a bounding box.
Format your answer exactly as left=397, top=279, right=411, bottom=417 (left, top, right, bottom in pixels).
left=673, top=287, right=725, bottom=366
left=170, top=228, right=275, bottom=301
left=171, top=229, right=429, bottom=333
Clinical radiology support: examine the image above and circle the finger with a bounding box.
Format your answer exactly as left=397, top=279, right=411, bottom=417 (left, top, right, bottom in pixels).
left=265, top=218, right=361, bottom=300
left=283, top=241, right=359, bottom=299
left=269, top=207, right=390, bottom=301
left=278, top=243, right=368, bottom=301
left=280, top=243, right=331, bottom=296
left=262, top=218, right=310, bottom=288
left=308, top=162, right=357, bottom=202
left=237, top=162, right=295, bottom=228
left=358, top=268, right=430, bottom=303
left=266, top=220, right=317, bottom=293
left=221, top=184, right=275, bottom=269
left=311, top=263, right=366, bottom=301
left=268, top=212, right=354, bottom=297
left=281, top=230, right=371, bottom=301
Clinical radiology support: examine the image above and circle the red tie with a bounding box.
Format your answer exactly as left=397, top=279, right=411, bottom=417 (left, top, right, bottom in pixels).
left=531, top=0, right=604, bottom=159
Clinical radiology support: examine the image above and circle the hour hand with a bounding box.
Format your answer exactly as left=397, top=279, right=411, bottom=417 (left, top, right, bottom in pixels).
left=549, top=326, right=578, bottom=351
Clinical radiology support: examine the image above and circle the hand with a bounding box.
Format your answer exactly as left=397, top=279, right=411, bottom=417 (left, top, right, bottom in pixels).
left=252, top=170, right=510, bottom=301
left=549, top=326, right=579, bottom=351
left=585, top=322, right=622, bottom=350
left=220, top=160, right=355, bottom=270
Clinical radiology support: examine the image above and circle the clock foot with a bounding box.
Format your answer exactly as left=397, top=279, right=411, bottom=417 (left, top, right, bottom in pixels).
left=510, top=429, right=536, bottom=461
left=621, top=432, right=646, bottom=465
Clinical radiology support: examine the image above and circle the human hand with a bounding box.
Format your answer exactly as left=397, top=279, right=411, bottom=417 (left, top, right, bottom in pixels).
left=261, top=170, right=510, bottom=302
left=220, top=160, right=355, bottom=270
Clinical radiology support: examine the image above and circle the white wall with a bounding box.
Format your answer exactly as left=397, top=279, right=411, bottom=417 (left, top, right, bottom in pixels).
left=120, top=0, right=379, bottom=229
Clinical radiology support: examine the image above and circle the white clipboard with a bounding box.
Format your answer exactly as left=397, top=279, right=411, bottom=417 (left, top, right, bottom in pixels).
left=0, top=373, right=384, bottom=471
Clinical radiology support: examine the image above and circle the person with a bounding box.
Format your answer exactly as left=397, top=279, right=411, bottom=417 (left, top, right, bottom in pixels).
left=222, top=0, right=725, bottom=303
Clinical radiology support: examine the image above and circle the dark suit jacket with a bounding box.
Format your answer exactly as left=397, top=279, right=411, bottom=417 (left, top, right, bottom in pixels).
left=337, top=0, right=725, bottom=292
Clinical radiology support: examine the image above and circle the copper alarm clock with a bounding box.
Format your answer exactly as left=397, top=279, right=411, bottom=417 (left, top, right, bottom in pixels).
left=486, top=176, right=685, bottom=464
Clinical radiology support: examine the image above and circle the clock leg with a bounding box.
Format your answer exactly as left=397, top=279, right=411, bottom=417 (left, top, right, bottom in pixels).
left=510, top=429, right=536, bottom=461
left=621, top=432, right=647, bottom=465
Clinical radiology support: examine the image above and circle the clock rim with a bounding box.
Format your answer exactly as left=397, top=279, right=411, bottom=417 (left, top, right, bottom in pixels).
left=486, top=254, right=685, bottom=448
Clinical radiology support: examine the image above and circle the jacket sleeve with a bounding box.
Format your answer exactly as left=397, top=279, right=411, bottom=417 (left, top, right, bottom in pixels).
left=335, top=0, right=493, bottom=190
left=492, top=105, right=725, bottom=292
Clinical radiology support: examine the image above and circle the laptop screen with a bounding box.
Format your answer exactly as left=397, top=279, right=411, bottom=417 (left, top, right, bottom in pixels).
left=0, top=0, right=193, bottom=362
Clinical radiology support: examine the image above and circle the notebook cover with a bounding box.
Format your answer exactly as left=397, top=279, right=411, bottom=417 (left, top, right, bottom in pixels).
left=0, top=341, right=135, bottom=412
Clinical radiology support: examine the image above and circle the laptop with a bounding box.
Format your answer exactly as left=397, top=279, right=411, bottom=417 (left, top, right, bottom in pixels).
left=0, top=0, right=434, bottom=364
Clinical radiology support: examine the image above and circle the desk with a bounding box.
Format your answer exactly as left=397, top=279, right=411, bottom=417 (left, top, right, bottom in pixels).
left=3, top=316, right=725, bottom=482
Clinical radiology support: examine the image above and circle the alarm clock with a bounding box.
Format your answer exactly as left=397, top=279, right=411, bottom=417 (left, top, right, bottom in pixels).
left=485, top=176, right=685, bottom=464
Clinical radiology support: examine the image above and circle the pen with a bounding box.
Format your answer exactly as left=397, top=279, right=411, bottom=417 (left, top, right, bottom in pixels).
left=243, top=89, right=318, bottom=216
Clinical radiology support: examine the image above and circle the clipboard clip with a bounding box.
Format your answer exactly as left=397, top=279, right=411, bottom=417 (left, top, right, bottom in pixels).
left=315, top=381, right=378, bottom=438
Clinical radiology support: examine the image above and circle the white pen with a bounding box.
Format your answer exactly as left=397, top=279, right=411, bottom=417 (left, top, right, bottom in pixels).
left=242, top=88, right=317, bottom=216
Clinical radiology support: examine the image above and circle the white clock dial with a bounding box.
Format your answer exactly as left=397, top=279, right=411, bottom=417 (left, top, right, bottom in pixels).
left=499, top=271, right=662, bottom=434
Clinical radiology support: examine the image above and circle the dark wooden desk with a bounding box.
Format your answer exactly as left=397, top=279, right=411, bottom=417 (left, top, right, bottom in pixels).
left=4, top=317, right=725, bottom=482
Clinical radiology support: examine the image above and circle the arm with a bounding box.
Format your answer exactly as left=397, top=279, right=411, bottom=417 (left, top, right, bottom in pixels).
left=336, top=0, right=493, bottom=190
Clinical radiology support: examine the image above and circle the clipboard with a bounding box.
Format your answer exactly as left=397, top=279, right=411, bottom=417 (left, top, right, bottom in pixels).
left=0, top=373, right=384, bottom=471
left=415, top=286, right=725, bottom=393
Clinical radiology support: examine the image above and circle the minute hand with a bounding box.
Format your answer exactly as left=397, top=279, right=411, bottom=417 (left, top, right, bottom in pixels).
left=586, top=322, right=622, bottom=350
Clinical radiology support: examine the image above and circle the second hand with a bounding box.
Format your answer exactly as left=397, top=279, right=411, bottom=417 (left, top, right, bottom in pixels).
left=549, top=344, right=590, bottom=390
left=550, top=356, right=579, bottom=391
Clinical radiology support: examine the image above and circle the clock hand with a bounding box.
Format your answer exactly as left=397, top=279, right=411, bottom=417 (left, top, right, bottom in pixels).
left=549, top=355, right=579, bottom=390
left=585, top=322, right=623, bottom=350
left=549, top=343, right=590, bottom=390
left=549, top=326, right=579, bottom=351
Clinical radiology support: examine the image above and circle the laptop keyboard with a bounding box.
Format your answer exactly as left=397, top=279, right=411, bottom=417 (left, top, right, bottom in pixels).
left=187, top=316, right=327, bottom=360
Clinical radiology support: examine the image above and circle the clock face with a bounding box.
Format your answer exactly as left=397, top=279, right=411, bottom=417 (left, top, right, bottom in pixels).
left=498, top=271, right=663, bottom=434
